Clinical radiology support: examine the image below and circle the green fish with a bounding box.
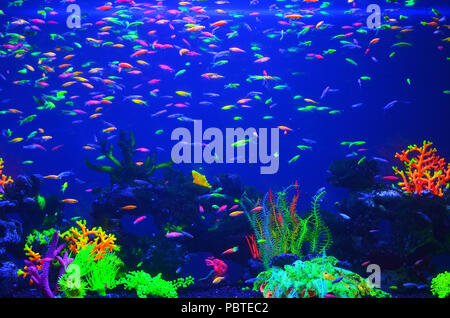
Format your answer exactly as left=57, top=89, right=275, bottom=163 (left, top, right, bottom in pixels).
left=288, top=155, right=300, bottom=164
left=61, top=182, right=68, bottom=193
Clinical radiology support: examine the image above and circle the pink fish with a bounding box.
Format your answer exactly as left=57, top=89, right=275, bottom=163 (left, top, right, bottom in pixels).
left=135, top=147, right=150, bottom=152
left=165, top=232, right=183, bottom=238
left=217, top=205, right=228, bottom=213
left=133, top=216, right=147, bottom=225
left=199, top=205, right=204, bottom=213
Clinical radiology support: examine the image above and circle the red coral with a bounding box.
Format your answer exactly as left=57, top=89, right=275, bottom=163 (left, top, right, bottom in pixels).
left=393, top=141, right=450, bottom=197
left=205, top=257, right=228, bottom=277
left=245, top=234, right=261, bottom=259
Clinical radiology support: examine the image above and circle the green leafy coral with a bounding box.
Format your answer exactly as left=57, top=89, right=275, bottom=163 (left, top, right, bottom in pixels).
left=118, top=270, right=194, bottom=298
left=85, top=130, right=173, bottom=185
left=58, top=244, right=123, bottom=297
left=242, top=183, right=332, bottom=268
left=254, top=256, right=390, bottom=298
left=430, top=271, right=450, bottom=298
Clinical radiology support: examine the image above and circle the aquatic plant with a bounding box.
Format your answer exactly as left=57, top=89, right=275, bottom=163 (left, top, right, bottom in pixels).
left=85, top=130, right=172, bottom=185
left=119, top=270, right=194, bottom=298
left=34, top=194, right=46, bottom=210
left=253, top=256, right=390, bottom=298
left=60, top=219, right=119, bottom=261
left=393, top=141, right=450, bottom=197
left=0, top=157, right=14, bottom=195
left=245, top=234, right=262, bottom=259
left=56, top=243, right=124, bottom=298
left=242, top=183, right=332, bottom=268
left=430, top=271, right=450, bottom=298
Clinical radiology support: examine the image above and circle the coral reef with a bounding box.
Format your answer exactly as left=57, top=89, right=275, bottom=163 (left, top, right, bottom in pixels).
left=393, top=141, right=450, bottom=197
left=119, top=270, right=194, bottom=298
left=19, top=231, right=73, bottom=298
left=0, top=157, right=14, bottom=194
left=61, top=219, right=119, bottom=261
left=430, top=271, right=450, bottom=298
left=253, top=256, right=390, bottom=298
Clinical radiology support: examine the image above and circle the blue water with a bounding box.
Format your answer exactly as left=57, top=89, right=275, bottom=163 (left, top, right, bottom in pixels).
left=0, top=0, right=449, bottom=298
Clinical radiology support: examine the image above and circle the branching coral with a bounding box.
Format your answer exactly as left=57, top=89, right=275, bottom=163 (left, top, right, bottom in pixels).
left=61, top=219, right=119, bottom=261
left=242, top=183, right=332, bottom=268
left=430, top=271, right=450, bottom=298
left=19, top=221, right=123, bottom=298
left=119, top=270, right=194, bottom=298
left=18, top=231, right=73, bottom=298
left=85, top=130, right=172, bottom=185
left=393, top=141, right=450, bottom=196
left=0, top=157, right=14, bottom=193
left=254, top=256, right=390, bottom=298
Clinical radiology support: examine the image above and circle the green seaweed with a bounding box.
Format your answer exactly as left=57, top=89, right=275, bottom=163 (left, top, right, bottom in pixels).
left=85, top=130, right=173, bottom=185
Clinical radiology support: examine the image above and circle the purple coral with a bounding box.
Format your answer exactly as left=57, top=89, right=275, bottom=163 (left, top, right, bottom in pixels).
left=24, top=231, right=73, bottom=298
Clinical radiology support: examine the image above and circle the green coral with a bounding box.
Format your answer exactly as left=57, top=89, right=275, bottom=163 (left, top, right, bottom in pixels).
left=119, top=270, right=194, bottom=298
left=35, top=195, right=46, bottom=210
left=58, top=245, right=123, bottom=297
left=253, top=256, right=390, bottom=298
left=85, top=130, right=172, bottom=185
left=430, top=271, right=450, bottom=298
left=57, top=274, right=88, bottom=298
left=26, top=228, right=58, bottom=246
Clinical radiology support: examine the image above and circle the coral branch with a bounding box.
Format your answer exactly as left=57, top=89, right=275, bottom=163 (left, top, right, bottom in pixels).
left=393, top=141, right=450, bottom=196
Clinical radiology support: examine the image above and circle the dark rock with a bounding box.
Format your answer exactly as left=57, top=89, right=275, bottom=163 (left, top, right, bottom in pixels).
left=328, top=158, right=379, bottom=190
left=0, top=261, right=19, bottom=297
left=269, top=253, right=300, bottom=268
left=0, top=219, right=22, bottom=259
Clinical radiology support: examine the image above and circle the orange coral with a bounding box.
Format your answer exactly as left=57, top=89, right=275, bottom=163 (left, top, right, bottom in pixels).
left=17, top=244, right=43, bottom=285
left=393, top=141, right=450, bottom=197
left=61, top=220, right=118, bottom=261
left=0, top=157, right=14, bottom=191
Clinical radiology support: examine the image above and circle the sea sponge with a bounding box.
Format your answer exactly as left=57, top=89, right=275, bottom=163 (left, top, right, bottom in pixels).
left=430, top=271, right=450, bottom=298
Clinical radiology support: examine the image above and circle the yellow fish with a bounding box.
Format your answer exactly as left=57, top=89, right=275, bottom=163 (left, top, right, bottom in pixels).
left=212, top=276, right=225, bottom=284
left=176, top=91, right=191, bottom=97
left=131, top=99, right=147, bottom=105
left=9, top=137, right=23, bottom=143
left=192, top=170, right=212, bottom=189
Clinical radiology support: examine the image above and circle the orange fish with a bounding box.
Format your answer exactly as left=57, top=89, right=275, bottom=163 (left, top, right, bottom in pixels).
left=120, top=205, right=137, bottom=210
left=61, top=198, right=78, bottom=204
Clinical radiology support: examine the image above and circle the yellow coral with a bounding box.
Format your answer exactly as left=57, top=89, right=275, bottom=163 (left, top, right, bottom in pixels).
left=61, top=220, right=118, bottom=261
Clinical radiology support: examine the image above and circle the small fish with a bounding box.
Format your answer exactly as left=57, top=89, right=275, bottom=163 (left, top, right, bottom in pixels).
left=361, top=261, right=371, bottom=267
left=229, top=211, right=244, bottom=217
left=165, top=232, right=184, bottom=238
left=61, top=198, right=78, bottom=204
left=222, top=247, right=239, bottom=255
left=120, top=205, right=137, bottom=210
left=212, top=276, right=225, bottom=284
left=133, top=216, right=147, bottom=225
left=339, top=213, right=351, bottom=220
